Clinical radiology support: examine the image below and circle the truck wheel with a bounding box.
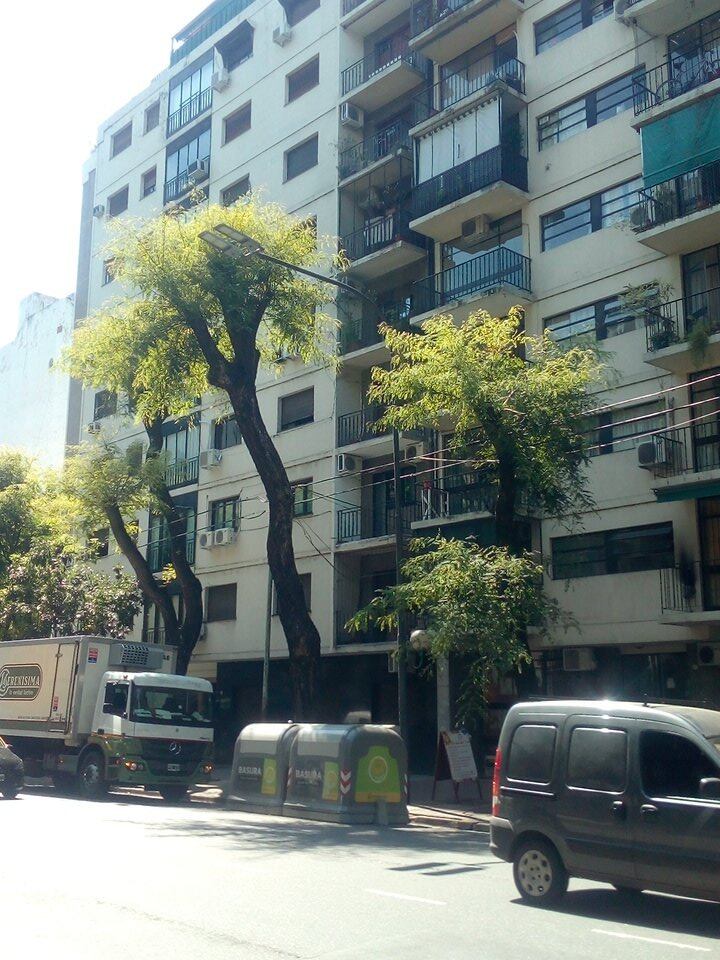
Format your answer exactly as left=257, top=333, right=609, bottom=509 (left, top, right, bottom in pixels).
left=77, top=752, right=107, bottom=801
left=1, top=787, right=19, bottom=800
left=159, top=785, right=188, bottom=803
left=513, top=838, right=568, bottom=907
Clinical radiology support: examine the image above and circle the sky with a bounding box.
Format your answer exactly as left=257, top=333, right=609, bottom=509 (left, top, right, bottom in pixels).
left=0, top=1, right=209, bottom=348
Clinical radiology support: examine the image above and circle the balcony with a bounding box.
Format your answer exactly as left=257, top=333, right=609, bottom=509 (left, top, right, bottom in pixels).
left=338, top=121, right=412, bottom=184
left=644, top=425, right=720, bottom=503
left=170, top=0, right=253, bottom=65
left=335, top=608, right=395, bottom=645
left=632, top=52, right=720, bottom=124
left=659, top=562, right=720, bottom=626
left=167, top=88, right=212, bottom=137
left=340, top=211, right=428, bottom=280
left=336, top=501, right=423, bottom=546
left=412, top=473, right=497, bottom=529
left=410, top=146, right=528, bottom=242
left=412, top=57, right=525, bottom=130
left=341, top=44, right=429, bottom=111
left=411, top=247, right=532, bottom=322
left=644, top=287, right=720, bottom=373
left=336, top=408, right=432, bottom=459
left=615, top=0, right=720, bottom=39
left=339, top=297, right=413, bottom=363
left=148, top=533, right=196, bottom=574
left=163, top=156, right=211, bottom=205
left=340, top=0, right=413, bottom=36
left=165, top=456, right=200, bottom=489
left=410, top=0, right=524, bottom=64
left=632, top=161, right=720, bottom=255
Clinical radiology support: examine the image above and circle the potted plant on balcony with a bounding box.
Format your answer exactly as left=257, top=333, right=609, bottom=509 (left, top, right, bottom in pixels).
left=621, top=280, right=677, bottom=351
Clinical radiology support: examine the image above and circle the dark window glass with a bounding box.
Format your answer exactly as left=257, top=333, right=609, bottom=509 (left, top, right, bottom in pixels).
left=217, top=22, right=254, bottom=71
left=164, top=125, right=212, bottom=202
left=168, top=58, right=213, bottom=135
left=142, top=167, right=157, bottom=197
left=213, top=416, right=243, bottom=449
left=102, top=259, right=116, bottom=286
left=111, top=122, right=132, bottom=157
left=588, top=401, right=666, bottom=456
left=93, top=390, right=117, bottom=420
left=285, top=135, right=318, bottom=181
left=224, top=102, right=251, bottom=143
left=292, top=479, right=313, bottom=516
left=640, top=730, right=719, bottom=800
left=207, top=583, right=237, bottom=621
left=107, top=186, right=129, bottom=218
left=287, top=56, right=320, bottom=102
left=567, top=727, right=628, bottom=792
left=507, top=724, right=557, bottom=784
left=545, top=295, right=640, bottom=342
left=144, top=102, right=160, bottom=133
left=103, top=681, right=129, bottom=716
left=284, top=0, right=320, bottom=26
left=279, top=389, right=314, bottom=430
left=541, top=178, right=642, bottom=251
left=210, top=497, right=239, bottom=531
left=94, top=528, right=110, bottom=558
left=535, top=0, right=613, bottom=54
left=538, top=69, right=641, bottom=150
left=552, top=522, right=674, bottom=579
left=222, top=176, right=251, bottom=207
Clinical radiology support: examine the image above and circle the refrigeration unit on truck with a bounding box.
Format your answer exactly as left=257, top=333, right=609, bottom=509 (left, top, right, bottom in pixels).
left=0, top=636, right=214, bottom=800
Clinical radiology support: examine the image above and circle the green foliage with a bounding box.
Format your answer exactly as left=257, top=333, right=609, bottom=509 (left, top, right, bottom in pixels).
left=0, top=449, right=40, bottom=579
left=62, top=442, right=154, bottom=532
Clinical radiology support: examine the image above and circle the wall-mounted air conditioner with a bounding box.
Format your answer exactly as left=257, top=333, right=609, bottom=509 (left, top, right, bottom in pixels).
left=273, top=24, right=292, bottom=45
left=199, top=449, right=222, bottom=469
left=637, top=435, right=671, bottom=471
left=186, top=159, right=209, bottom=186
left=562, top=647, right=597, bottom=672
left=461, top=215, right=491, bottom=241
left=199, top=532, right=214, bottom=550
left=698, top=643, right=720, bottom=667
left=212, top=68, right=230, bottom=91
left=337, top=453, right=358, bottom=475
left=93, top=204, right=106, bottom=219
left=214, top=528, right=238, bottom=546
left=340, top=102, right=364, bottom=130
left=87, top=421, right=102, bottom=435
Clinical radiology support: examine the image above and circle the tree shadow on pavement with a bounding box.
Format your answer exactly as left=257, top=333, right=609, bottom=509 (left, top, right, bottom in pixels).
left=514, top=888, right=720, bottom=941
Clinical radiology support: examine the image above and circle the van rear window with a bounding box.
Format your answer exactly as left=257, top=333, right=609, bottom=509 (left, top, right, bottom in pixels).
left=507, top=724, right=557, bottom=784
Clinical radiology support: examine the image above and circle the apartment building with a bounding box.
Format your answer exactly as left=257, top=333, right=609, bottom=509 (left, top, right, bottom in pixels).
left=76, top=0, right=720, bottom=759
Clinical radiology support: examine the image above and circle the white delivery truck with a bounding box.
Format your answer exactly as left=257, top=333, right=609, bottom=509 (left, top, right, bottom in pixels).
left=0, top=636, right=214, bottom=800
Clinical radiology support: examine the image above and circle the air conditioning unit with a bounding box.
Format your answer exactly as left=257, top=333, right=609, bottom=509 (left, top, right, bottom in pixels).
left=199, top=532, right=214, bottom=550
left=199, top=449, right=223, bottom=469
left=638, top=435, right=671, bottom=471
left=340, top=102, right=364, bottom=130
left=461, top=215, right=491, bottom=240
left=404, top=443, right=427, bottom=462
left=93, top=204, right=106, bottom=219
left=214, top=528, right=238, bottom=546
left=212, top=67, right=230, bottom=91
left=87, top=421, right=102, bottom=435
left=563, top=647, right=597, bottom=672
left=614, top=0, right=630, bottom=19
left=697, top=643, right=720, bottom=667
left=337, top=453, right=359, bottom=475
left=273, top=24, right=293, bottom=45
left=186, top=159, right=209, bottom=186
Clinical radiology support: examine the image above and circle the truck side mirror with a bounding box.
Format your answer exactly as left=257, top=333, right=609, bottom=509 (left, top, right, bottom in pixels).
left=699, top=777, right=720, bottom=800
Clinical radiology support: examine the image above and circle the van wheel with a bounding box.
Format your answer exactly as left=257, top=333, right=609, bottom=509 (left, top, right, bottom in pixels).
left=0, top=787, right=19, bottom=799
left=513, top=838, right=568, bottom=906
left=77, top=752, right=107, bottom=801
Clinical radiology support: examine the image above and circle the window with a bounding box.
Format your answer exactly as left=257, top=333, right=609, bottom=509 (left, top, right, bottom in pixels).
left=213, top=416, right=242, bottom=449
left=93, top=389, right=117, bottom=420
left=541, top=177, right=642, bottom=251
left=142, top=167, right=157, bottom=197
left=292, top=479, right=313, bottom=517
left=93, top=528, right=110, bottom=558
left=287, top=56, right=320, bottom=103
left=102, top=259, right=116, bottom=286
left=207, top=583, right=237, bottom=621
left=144, top=102, right=160, bottom=133
left=217, top=22, right=254, bottom=71
left=552, top=522, right=674, bottom=580
left=283, top=0, right=320, bottom=26
left=223, top=102, right=251, bottom=144
left=279, top=388, right=314, bottom=430
left=168, top=57, right=213, bottom=135
left=640, top=731, right=719, bottom=800
left=545, top=295, right=639, bottom=342
left=107, top=186, right=129, bottom=218
left=507, top=724, right=557, bottom=784
left=103, top=681, right=129, bottom=716
left=210, top=496, right=240, bottom=531
left=222, top=176, right=251, bottom=207
left=589, top=401, right=666, bottom=456
left=538, top=69, right=643, bottom=149
left=535, top=0, right=613, bottom=55
left=111, top=122, right=132, bottom=158
left=273, top=572, right=311, bottom=614
left=567, top=727, right=628, bottom=792
left=164, top=123, right=211, bottom=203
left=285, top=135, right=319, bottom=181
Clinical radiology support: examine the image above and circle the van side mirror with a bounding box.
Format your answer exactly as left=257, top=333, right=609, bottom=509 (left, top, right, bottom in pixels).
left=699, top=777, right=720, bottom=800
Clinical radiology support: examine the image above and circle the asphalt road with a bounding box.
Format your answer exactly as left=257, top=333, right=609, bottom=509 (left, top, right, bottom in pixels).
left=2, top=789, right=719, bottom=959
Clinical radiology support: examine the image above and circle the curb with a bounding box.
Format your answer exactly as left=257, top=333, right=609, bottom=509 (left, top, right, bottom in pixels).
left=410, top=813, right=491, bottom=833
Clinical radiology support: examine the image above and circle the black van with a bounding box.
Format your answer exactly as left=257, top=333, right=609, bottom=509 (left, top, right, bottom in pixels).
left=490, top=700, right=720, bottom=905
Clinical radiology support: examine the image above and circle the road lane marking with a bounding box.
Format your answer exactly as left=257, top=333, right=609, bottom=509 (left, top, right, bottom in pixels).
left=592, top=929, right=711, bottom=952
left=365, top=889, right=447, bottom=906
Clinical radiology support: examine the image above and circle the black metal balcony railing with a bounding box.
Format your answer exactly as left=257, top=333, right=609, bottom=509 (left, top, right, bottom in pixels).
left=336, top=502, right=424, bottom=543
left=163, top=156, right=211, bottom=205
left=411, top=247, right=531, bottom=316
left=166, top=456, right=200, bottom=488
left=340, top=211, right=427, bottom=262
left=339, top=298, right=413, bottom=354
left=645, top=424, right=720, bottom=479
left=337, top=407, right=385, bottom=446
left=632, top=161, right=720, bottom=234
left=341, top=42, right=429, bottom=97
left=660, top=563, right=703, bottom=615
left=167, top=88, right=212, bottom=136
left=148, top=534, right=196, bottom=574
left=411, top=0, right=524, bottom=37
left=633, top=48, right=720, bottom=117
left=411, top=146, right=528, bottom=220
left=645, top=287, right=720, bottom=352
left=335, top=609, right=395, bottom=645
left=413, top=58, right=525, bottom=126
left=339, top=121, right=411, bottom=180
left=420, top=473, right=498, bottom=519
left=171, top=0, right=252, bottom=65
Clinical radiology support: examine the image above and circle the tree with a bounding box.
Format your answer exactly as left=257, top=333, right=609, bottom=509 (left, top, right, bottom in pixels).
left=0, top=449, right=40, bottom=579
left=65, top=198, right=336, bottom=715
left=350, top=309, right=603, bottom=715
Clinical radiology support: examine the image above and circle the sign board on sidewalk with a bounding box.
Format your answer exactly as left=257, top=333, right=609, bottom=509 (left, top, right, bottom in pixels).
left=432, top=730, right=482, bottom=803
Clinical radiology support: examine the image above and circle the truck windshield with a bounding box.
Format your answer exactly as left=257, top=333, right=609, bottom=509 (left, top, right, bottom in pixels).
left=130, top=686, right=213, bottom=728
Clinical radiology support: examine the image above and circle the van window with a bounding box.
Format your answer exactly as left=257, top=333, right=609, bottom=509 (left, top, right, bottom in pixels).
left=567, top=727, right=627, bottom=792
left=507, top=724, right=557, bottom=784
left=640, top=730, right=719, bottom=800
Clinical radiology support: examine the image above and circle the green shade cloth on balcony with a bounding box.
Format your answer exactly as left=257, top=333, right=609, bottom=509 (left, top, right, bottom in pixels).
left=642, top=97, right=720, bottom=188
left=655, top=479, right=720, bottom=502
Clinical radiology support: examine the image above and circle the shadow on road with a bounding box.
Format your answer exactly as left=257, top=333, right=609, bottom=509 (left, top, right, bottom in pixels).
left=515, top=888, right=720, bottom=940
